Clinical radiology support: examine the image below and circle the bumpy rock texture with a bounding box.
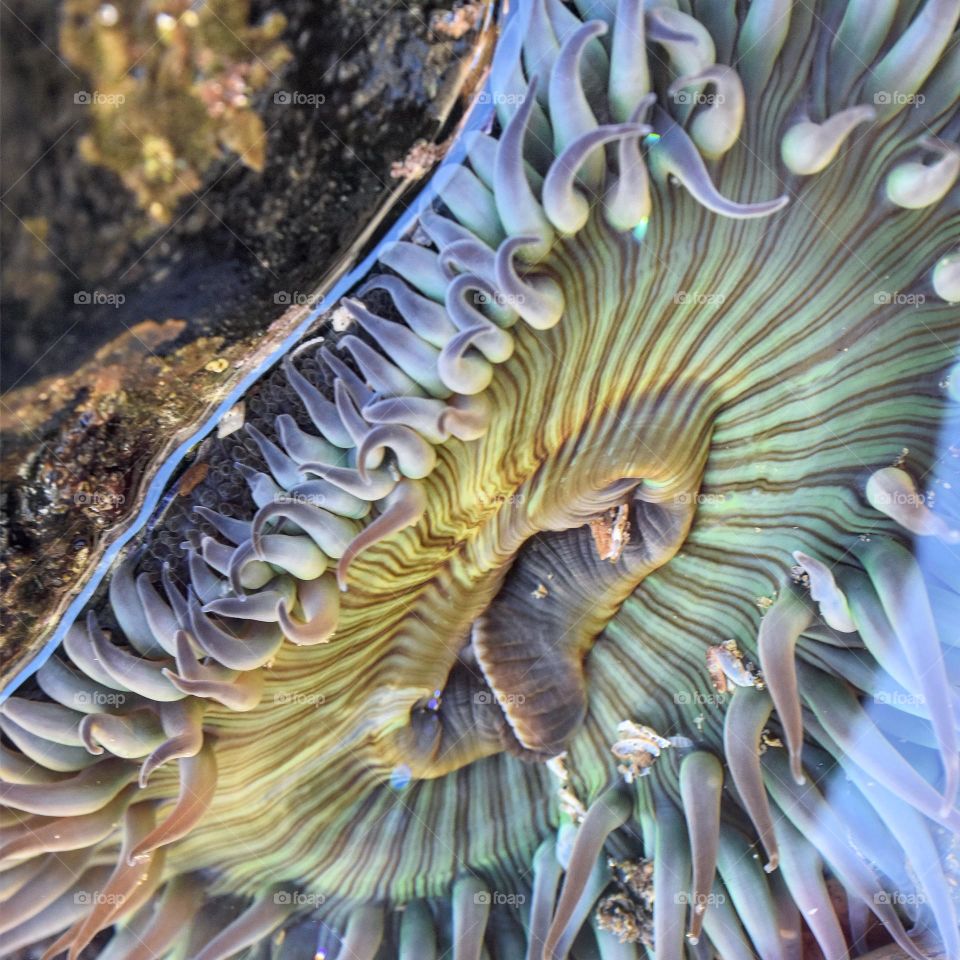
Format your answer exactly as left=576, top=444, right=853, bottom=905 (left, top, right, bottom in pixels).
left=1, top=0, right=485, bottom=667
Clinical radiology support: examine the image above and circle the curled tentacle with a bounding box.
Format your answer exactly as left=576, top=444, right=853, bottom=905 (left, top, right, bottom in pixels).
left=299, top=462, right=398, bottom=501
left=781, top=106, right=876, bottom=176
left=667, top=66, right=744, bottom=157
left=162, top=630, right=265, bottom=712
left=138, top=696, right=205, bottom=786
left=494, top=235, right=565, bottom=330
left=543, top=123, right=650, bottom=235
left=865, top=466, right=959, bottom=542
left=128, top=741, right=217, bottom=862
left=549, top=21, right=607, bottom=188
left=277, top=573, right=340, bottom=645
left=336, top=479, right=427, bottom=589
left=78, top=707, right=165, bottom=759
left=647, top=7, right=716, bottom=78
left=361, top=393, right=491, bottom=445
left=186, top=593, right=284, bottom=673
left=604, top=96, right=656, bottom=232
left=649, top=112, right=790, bottom=218
left=494, top=75, right=554, bottom=263
left=252, top=498, right=358, bottom=560
left=886, top=137, right=960, bottom=208
left=356, top=423, right=438, bottom=481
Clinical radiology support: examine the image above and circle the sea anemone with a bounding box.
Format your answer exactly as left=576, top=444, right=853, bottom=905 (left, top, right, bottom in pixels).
left=2, top=0, right=960, bottom=958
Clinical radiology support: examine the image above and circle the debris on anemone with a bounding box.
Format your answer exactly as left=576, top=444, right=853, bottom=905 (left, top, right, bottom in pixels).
left=2, top=0, right=959, bottom=957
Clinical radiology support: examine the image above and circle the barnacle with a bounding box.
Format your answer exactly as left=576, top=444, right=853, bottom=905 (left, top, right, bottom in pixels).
left=2, top=1, right=960, bottom=958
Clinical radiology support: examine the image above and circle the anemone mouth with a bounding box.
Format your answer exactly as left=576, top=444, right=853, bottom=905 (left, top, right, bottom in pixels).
left=2, top=0, right=960, bottom=958
left=407, top=486, right=697, bottom=765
